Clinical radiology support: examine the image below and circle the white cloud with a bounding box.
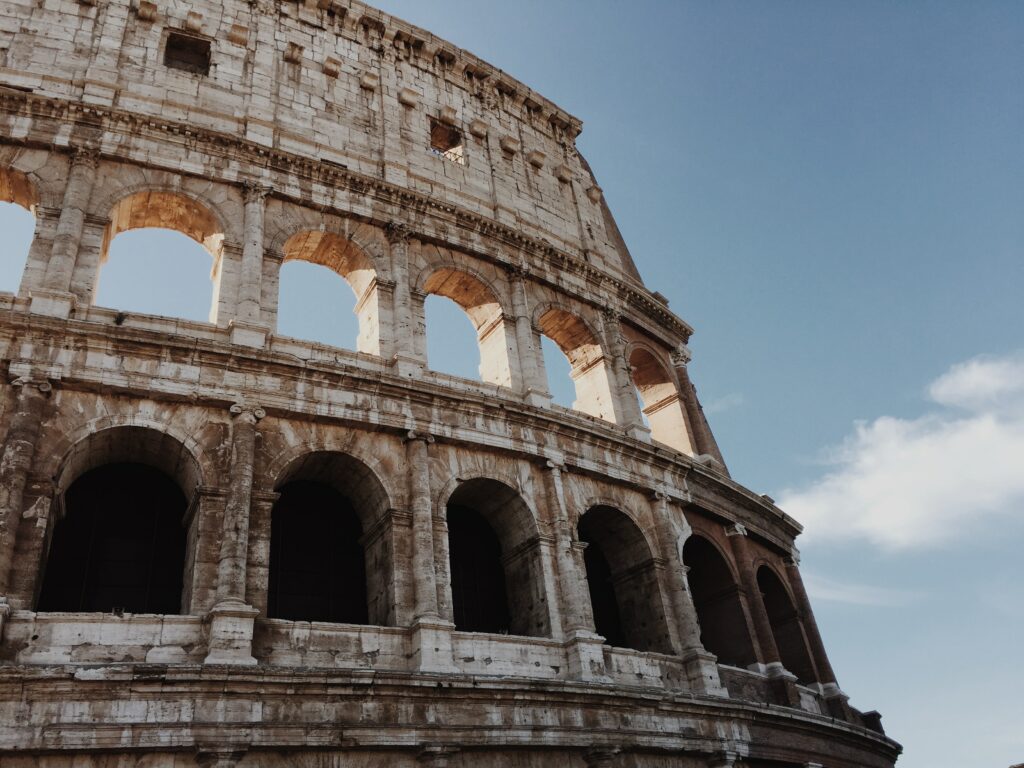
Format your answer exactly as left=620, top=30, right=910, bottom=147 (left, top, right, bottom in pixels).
left=704, top=392, right=745, bottom=415
left=801, top=571, right=921, bottom=607
left=779, top=352, right=1024, bottom=551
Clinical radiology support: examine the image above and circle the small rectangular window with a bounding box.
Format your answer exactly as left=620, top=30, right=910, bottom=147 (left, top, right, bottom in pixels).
left=164, top=31, right=211, bottom=76
left=429, top=119, right=466, bottom=165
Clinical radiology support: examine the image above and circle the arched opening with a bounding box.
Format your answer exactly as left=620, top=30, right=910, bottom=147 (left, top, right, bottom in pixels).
left=445, top=478, right=549, bottom=637
left=95, top=191, right=223, bottom=322
left=629, top=348, right=694, bottom=454
left=269, top=481, right=367, bottom=624
left=0, top=168, right=38, bottom=294
left=424, top=268, right=514, bottom=387
left=683, top=536, right=757, bottom=668
left=425, top=293, right=481, bottom=380
left=280, top=231, right=380, bottom=354
left=37, top=427, right=200, bottom=615
left=270, top=451, right=393, bottom=626
left=37, top=464, right=187, bottom=614
left=540, top=334, right=576, bottom=409
left=757, top=566, right=818, bottom=684
left=578, top=505, right=672, bottom=653
left=537, top=308, right=616, bottom=422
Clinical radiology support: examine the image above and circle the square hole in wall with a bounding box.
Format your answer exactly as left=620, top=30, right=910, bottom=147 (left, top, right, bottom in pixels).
left=429, top=119, right=466, bottom=165
left=164, top=31, right=211, bottom=76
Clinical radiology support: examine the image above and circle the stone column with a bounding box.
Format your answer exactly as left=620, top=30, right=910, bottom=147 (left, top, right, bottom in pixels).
left=0, top=375, right=51, bottom=638
left=785, top=551, right=852, bottom=719
left=507, top=264, right=550, bottom=406
left=388, top=223, right=424, bottom=378
left=205, top=404, right=263, bottom=666
left=33, top=148, right=98, bottom=317
left=541, top=459, right=609, bottom=682
left=650, top=491, right=726, bottom=695
left=600, top=308, right=648, bottom=440
left=726, top=524, right=800, bottom=706
left=230, top=183, right=271, bottom=347
left=405, top=431, right=455, bottom=672
left=672, top=346, right=728, bottom=473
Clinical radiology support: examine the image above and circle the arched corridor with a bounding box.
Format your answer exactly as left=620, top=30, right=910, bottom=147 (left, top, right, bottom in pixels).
left=0, top=167, right=37, bottom=294
left=445, top=478, right=550, bottom=638
left=758, top=566, right=818, bottom=684
left=38, top=463, right=187, bottom=615
left=578, top=505, right=672, bottom=653
left=683, top=536, right=757, bottom=668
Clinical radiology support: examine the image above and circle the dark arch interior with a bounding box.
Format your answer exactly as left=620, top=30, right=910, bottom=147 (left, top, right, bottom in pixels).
left=578, top=506, right=672, bottom=654
left=683, top=537, right=758, bottom=668
left=581, top=539, right=626, bottom=648
left=446, top=504, right=511, bottom=634
left=37, top=463, right=187, bottom=614
left=758, top=566, right=818, bottom=684
left=268, top=481, right=368, bottom=624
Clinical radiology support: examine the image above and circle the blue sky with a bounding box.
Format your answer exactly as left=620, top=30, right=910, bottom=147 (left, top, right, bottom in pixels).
left=2, top=2, right=1022, bottom=766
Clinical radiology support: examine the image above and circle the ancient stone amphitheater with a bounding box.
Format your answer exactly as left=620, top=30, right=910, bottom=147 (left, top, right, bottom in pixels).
left=0, top=1, right=900, bottom=766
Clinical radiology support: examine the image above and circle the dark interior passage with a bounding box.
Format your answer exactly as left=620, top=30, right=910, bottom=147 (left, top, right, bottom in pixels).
left=683, top=536, right=757, bottom=668
left=577, top=505, right=673, bottom=654
left=758, top=566, right=818, bottom=684
left=447, top=504, right=511, bottom=634
left=38, top=463, right=187, bottom=614
left=581, top=539, right=626, bottom=648
left=268, top=481, right=368, bottom=624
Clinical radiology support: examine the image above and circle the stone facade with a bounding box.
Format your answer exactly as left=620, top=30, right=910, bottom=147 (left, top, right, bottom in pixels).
left=0, top=1, right=900, bottom=766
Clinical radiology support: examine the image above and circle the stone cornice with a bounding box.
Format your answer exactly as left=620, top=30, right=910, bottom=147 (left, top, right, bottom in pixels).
left=0, top=87, right=694, bottom=345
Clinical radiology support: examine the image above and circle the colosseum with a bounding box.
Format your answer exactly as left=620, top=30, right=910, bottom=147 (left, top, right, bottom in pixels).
left=0, top=1, right=901, bottom=767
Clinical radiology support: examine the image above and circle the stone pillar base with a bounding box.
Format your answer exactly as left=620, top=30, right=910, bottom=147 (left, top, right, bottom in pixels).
left=204, top=599, right=259, bottom=666
left=765, top=662, right=801, bottom=707
left=229, top=320, right=271, bottom=348
left=820, top=682, right=854, bottom=721
left=29, top=289, right=76, bottom=319
left=565, top=630, right=611, bottom=684
left=625, top=422, right=652, bottom=442
left=392, top=354, right=425, bottom=380
left=523, top=388, right=552, bottom=408
left=680, top=648, right=728, bottom=697
left=411, top=618, right=457, bottom=673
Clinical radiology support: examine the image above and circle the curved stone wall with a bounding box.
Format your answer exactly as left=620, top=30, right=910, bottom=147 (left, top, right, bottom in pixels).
left=0, top=2, right=899, bottom=767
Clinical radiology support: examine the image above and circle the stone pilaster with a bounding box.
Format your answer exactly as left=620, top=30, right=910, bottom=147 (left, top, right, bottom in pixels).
left=33, top=148, right=98, bottom=317
left=388, top=222, right=424, bottom=377
left=785, top=551, right=852, bottom=719
left=600, top=308, right=649, bottom=440
left=650, top=491, right=726, bottom=695
left=672, top=346, right=728, bottom=474
left=507, top=264, right=549, bottom=405
left=205, top=403, right=264, bottom=666
left=726, top=524, right=800, bottom=706
left=406, top=431, right=455, bottom=672
left=230, top=182, right=271, bottom=347
left=0, top=374, right=51, bottom=638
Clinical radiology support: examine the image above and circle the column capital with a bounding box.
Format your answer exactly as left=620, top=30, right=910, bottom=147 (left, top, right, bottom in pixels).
left=584, top=747, right=621, bottom=767
left=405, top=430, right=435, bottom=445
left=242, top=180, right=271, bottom=203
left=650, top=488, right=671, bottom=503
left=503, top=259, right=531, bottom=281
left=600, top=306, right=621, bottom=325
left=725, top=522, right=748, bottom=537
left=195, top=746, right=247, bottom=767
left=70, top=146, right=100, bottom=169
left=542, top=457, right=565, bottom=472
left=229, top=403, right=266, bottom=422
left=9, top=377, right=54, bottom=395
left=670, top=344, right=692, bottom=368
left=386, top=220, right=412, bottom=245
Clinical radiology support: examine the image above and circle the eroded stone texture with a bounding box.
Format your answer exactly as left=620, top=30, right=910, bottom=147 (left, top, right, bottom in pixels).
left=0, top=1, right=899, bottom=766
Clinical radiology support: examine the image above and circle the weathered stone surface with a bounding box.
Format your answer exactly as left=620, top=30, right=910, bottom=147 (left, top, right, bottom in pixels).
left=0, top=1, right=899, bottom=766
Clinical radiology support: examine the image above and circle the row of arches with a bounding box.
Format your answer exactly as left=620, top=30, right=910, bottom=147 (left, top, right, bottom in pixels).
left=0, top=165, right=696, bottom=453
left=31, top=425, right=820, bottom=685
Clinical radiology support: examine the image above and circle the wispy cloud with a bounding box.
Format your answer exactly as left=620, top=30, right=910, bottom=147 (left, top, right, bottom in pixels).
left=779, top=353, right=1024, bottom=551
left=704, top=392, right=746, bottom=415
left=801, top=571, right=922, bottom=607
